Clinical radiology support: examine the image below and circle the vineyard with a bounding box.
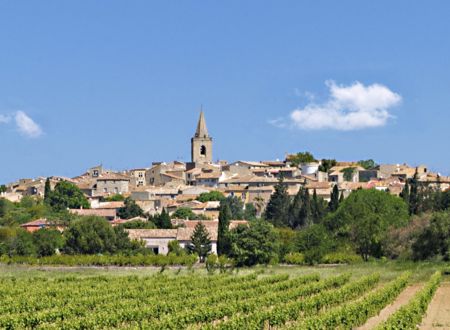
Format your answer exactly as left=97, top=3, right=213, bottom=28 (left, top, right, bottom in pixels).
left=0, top=269, right=443, bottom=329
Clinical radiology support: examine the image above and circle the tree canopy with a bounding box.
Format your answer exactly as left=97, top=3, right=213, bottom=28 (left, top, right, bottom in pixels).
left=47, top=181, right=90, bottom=211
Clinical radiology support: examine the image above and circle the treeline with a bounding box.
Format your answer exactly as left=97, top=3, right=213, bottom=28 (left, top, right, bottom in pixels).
left=215, top=175, right=450, bottom=265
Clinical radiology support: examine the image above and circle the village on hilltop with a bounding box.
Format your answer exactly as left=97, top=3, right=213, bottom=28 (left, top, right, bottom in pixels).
left=2, top=112, right=449, bottom=255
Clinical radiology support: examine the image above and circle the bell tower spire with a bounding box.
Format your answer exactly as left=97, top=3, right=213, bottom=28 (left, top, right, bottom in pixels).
left=191, top=110, right=213, bottom=164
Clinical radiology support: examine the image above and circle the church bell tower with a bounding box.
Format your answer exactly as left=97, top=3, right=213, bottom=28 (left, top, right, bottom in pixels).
left=191, top=111, right=213, bottom=164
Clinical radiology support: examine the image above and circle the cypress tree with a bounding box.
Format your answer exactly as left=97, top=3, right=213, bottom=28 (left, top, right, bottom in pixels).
left=400, top=180, right=410, bottom=204
left=44, top=178, right=52, bottom=204
left=311, top=189, right=326, bottom=223
left=288, top=187, right=303, bottom=229
left=265, top=177, right=290, bottom=227
left=217, top=203, right=232, bottom=255
left=299, top=188, right=312, bottom=227
left=328, top=184, right=340, bottom=212
left=409, top=169, right=421, bottom=215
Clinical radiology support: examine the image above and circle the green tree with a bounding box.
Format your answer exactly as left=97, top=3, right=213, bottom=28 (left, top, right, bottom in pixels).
left=33, top=229, right=65, bottom=257
left=295, top=224, right=331, bottom=264
left=357, top=159, right=377, bottom=170
left=103, top=194, right=125, bottom=202
left=188, top=222, right=212, bottom=262
left=265, top=177, right=290, bottom=227
left=408, top=169, right=422, bottom=215
left=243, top=203, right=257, bottom=220
left=230, top=220, right=279, bottom=266
left=197, top=191, right=225, bottom=202
left=172, top=207, right=196, bottom=220
left=311, top=189, right=327, bottom=223
left=48, top=181, right=89, bottom=211
left=63, top=216, right=128, bottom=254
left=412, top=211, right=450, bottom=260
left=341, top=167, right=356, bottom=182
left=288, top=187, right=303, bottom=229
left=326, top=189, right=409, bottom=260
left=328, top=185, right=340, bottom=212
left=8, top=229, right=36, bottom=256
left=0, top=185, right=6, bottom=193
left=168, top=240, right=185, bottom=256
left=288, top=151, right=317, bottom=167
left=318, top=159, right=337, bottom=173
left=400, top=180, right=410, bottom=204
left=44, top=178, right=51, bottom=204
left=117, top=197, right=144, bottom=219
left=221, top=196, right=244, bottom=220
left=154, top=209, right=172, bottom=229
left=217, top=203, right=232, bottom=255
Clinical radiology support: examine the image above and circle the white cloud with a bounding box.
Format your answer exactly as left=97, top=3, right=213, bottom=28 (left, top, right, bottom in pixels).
left=14, top=111, right=43, bottom=138
left=287, top=81, right=402, bottom=131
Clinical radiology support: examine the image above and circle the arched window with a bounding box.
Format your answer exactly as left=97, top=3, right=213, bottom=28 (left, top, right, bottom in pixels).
left=200, top=145, right=207, bottom=156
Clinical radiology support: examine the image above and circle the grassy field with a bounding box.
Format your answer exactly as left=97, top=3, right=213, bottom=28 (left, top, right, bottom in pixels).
left=1, top=260, right=448, bottom=282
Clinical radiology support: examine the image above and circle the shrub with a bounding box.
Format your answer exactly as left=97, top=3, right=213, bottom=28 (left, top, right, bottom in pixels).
left=205, top=254, right=218, bottom=274
left=322, top=252, right=362, bottom=264
left=284, top=252, right=305, bottom=265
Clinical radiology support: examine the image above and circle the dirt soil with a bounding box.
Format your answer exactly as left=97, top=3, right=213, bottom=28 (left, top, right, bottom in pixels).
left=420, top=282, right=450, bottom=330
left=356, top=284, right=422, bottom=330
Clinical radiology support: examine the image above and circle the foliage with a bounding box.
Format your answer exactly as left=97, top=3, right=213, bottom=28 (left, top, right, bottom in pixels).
left=321, top=252, right=362, bottom=264
left=383, top=213, right=430, bottom=260
left=265, top=177, right=290, bottom=227
left=120, top=219, right=156, bottom=229
left=376, top=271, right=441, bottom=330
left=229, top=220, right=279, bottom=266
left=205, top=254, right=218, bottom=273
left=63, top=216, right=137, bottom=254
left=102, top=194, right=125, bottom=202
left=0, top=185, right=6, bottom=193
left=341, top=167, right=357, bottom=181
left=328, top=184, right=340, bottom=212
left=294, top=272, right=410, bottom=329
left=288, top=151, right=317, bottom=167
left=171, top=207, right=197, bottom=220
left=284, top=252, right=305, bottom=264
left=44, top=178, right=51, bottom=204
left=326, top=189, right=409, bottom=260
left=117, top=197, right=144, bottom=219
left=318, top=159, right=337, bottom=173
left=243, top=203, right=257, bottom=220
left=47, top=181, right=90, bottom=211
left=1, top=253, right=197, bottom=267
left=275, top=227, right=296, bottom=260
left=217, top=202, right=232, bottom=255
left=168, top=240, right=185, bottom=256
left=357, top=159, right=378, bottom=170
left=311, top=189, right=328, bottom=223
left=288, top=187, right=312, bottom=229
left=32, top=229, right=65, bottom=257
left=412, top=211, right=450, bottom=260
left=221, top=195, right=244, bottom=220
left=197, top=191, right=225, bottom=202
left=295, top=224, right=331, bottom=264
left=7, top=229, right=36, bottom=257
left=152, top=209, right=172, bottom=229
left=188, top=222, right=212, bottom=262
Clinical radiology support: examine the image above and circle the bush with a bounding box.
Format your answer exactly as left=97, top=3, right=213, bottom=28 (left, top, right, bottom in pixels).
left=205, top=254, right=218, bottom=274
left=0, top=254, right=198, bottom=267
left=322, top=252, right=362, bottom=264
left=295, top=224, right=331, bottom=265
left=284, top=252, right=305, bottom=265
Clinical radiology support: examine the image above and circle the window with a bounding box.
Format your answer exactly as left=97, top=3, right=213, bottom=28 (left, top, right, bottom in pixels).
left=200, top=145, right=206, bottom=156
left=114, top=187, right=119, bottom=194
left=93, top=170, right=99, bottom=177
left=103, top=188, right=107, bottom=193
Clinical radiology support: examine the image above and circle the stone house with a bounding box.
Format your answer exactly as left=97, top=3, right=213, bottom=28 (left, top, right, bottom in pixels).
left=95, top=173, right=130, bottom=196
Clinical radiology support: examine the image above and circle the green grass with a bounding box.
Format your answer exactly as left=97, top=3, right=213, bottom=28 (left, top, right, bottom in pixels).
left=1, top=260, right=448, bottom=282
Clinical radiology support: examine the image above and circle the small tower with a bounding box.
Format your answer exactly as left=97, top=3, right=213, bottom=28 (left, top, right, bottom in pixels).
left=191, top=111, right=213, bottom=164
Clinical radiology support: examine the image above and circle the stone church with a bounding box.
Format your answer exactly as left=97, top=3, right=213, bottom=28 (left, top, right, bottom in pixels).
left=191, top=111, right=213, bottom=164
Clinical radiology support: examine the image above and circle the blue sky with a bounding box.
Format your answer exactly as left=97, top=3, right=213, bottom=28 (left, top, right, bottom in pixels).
left=1, top=1, right=450, bottom=183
